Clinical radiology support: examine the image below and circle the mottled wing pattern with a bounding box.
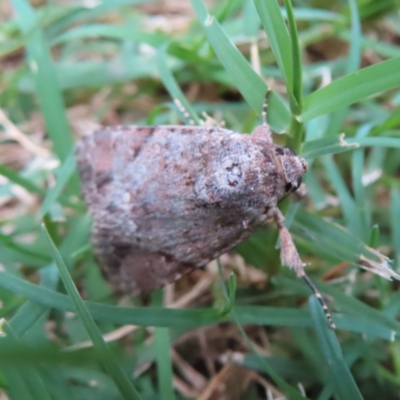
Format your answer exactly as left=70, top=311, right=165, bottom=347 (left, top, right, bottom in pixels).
left=76, top=125, right=283, bottom=294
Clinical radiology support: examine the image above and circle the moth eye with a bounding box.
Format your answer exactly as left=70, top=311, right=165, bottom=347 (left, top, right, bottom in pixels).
left=275, top=147, right=285, bottom=156
left=285, top=176, right=302, bottom=193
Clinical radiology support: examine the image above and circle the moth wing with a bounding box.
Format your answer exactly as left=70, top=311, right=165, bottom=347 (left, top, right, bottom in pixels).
left=76, top=125, right=271, bottom=294
left=76, top=126, right=215, bottom=294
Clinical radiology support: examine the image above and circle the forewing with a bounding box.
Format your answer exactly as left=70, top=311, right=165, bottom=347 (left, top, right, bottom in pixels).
left=76, top=125, right=274, bottom=294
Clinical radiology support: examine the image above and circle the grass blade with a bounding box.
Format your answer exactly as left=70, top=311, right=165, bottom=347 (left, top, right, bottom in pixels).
left=294, top=209, right=399, bottom=281
left=51, top=24, right=167, bottom=47
left=12, top=0, right=74, bottom=161
left=10, top=265, right=58, bottom=337
left=309, top=296, right=364, bottom=400
left=321, top=156, right=362, bottom=236
left=284, top=0, right=303, bottom=112
left=157, top=47, right=200, bottom=124
left=38, top=149, right=76, bottom=218
left=254, top=0, right=293, bottom=90
left=347, top=136, right=400, bottom=149
left=0, top=270, right=396, bottom=339
left=191, top=0, right=267, bottom=113
left=391, top=189, right=400, bottom=269
left=190, top=0, right=291, bottom=132
left=155, top=328, right=175, bottom=400
left=0, top=164, right=45, bottom=197
left=233, top=317, right=310, bottom=400
left=346, top=0, right=362, bottom=73
left=300, top=134, right=359, bottom=159
left=301, top=57, right=400, bottom=122
left=1, top=322, right=52, bottom=400
left=41, top=224, right=142, bottom=400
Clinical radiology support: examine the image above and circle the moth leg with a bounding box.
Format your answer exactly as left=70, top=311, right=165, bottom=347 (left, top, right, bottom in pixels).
left=273, top=207, right=304, bottom=273
left=273, top=207, right=336, bottom=329
left=251, top=89, right=273, bottom=143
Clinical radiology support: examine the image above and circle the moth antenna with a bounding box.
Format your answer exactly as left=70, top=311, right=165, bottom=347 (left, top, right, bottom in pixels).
left=173, top=98, right=195, bottom=126
left=299, top=271, right=336, bottom=329
left=262, top=89, right=271, bottom=126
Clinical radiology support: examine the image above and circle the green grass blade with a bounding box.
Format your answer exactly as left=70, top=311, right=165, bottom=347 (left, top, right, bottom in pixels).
left=278, top=276, right=400, bottom=336
left=323, top=0, right=362, bottom=137
left=0, top=268, right=223, bottom=325
left=151, top=291, right=175, bottom=400
left=300, top=134, right=359, bottom=159
left=0, top=164, right=79, bottom=211
left=12, top=0, right=73, bottom=161
left=1, top=322, right=52, bottom=400
left=0, top=270, right=395, bottom=339
left=283, top=7, right=344, bottom=22
left=254, top=0, right=293, bottom=90
left=190, top=0, right=291, bottom=132
left=10, top=218, right=85, bottom=336
left=284, top=0, right=302, bottom=112
left=155, top=328, right=175, bottom=400
left=338, top=30, right=400, bottom=59
left=51, top=24, right=167, bottom=47
left=347, top=136, right=400, bottom=149
left=0, top=233, right=50, bottom=267
left=233, top=315, right=310, bottom=400
left=191, top=0, right=267, bottom=113
left=391, top=189, right=400, bottom=268
left=157, top=47, right=200, bottom=124
left=46, top=0, right=158, bottom=37
left=321, top=156, right=362, bottom=236
left=41, top=224, right=142, bottom=400
left=309, top=296, right=364, bottom=400
left=352, top=125, right=373, bottom=242
left=10, top=265, right=58, bottom=336
left=38, top=149, right=76, bottom=218
left=0, top=164, right=45, bottom=197
left=294, top=209, right=398, bottom=281
left=301, top=57, right=400, bottom=122
left=346, top=0, right=362, bottom=73
left=234, top=305, right=394, bottom=339
left=0, top=366, right=35, bottom=400
left=243, top=0, right=260, bottom=38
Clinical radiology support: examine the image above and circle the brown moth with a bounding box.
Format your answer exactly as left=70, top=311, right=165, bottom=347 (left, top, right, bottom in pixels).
left=76, top=102, right=335, bottom=328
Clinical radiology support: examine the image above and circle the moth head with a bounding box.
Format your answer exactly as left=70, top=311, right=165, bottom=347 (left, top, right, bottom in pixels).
left=274, top=146, right=308, bottom=194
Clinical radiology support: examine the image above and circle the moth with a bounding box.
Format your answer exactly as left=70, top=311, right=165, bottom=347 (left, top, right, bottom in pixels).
left=76, top=101, right=335, bottom=328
